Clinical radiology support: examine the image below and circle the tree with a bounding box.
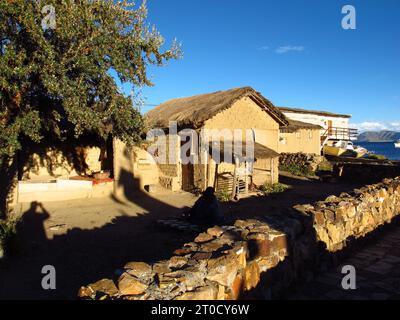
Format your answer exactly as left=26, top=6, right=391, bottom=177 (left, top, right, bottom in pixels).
left=0, top=0, right=181, bottom=213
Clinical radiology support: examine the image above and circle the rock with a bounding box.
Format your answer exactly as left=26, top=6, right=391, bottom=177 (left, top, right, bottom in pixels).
left=323, top=209, right=336, bottom=222
left=162, top=270, right=205, bottom=291
left=168, top=256, right=188, bottom=269
left=234, top=220, right=256, bottom=229
left=234, top=246, right=247, bottom=269
left=124, top=262, right=153, bottom=280
left=173, top=247, right=193, bottom=256
left=228, top=273, right=243, bottom=300
left=313, top=211, right=325, bottom=226
left=175, top=286, right=217, bottom=300
left=206, top=255, right=240, bottom=287
left=118, top=273, right=148, bottom=296
left=216, top=285, right=228, bottom=300
left=192, top=252, right=213, bottom=261
left=194, top=233, right=214, bottom=243
left=325, top=195, right=341, bottom=203
left=199, top=238, right=229, bottom=253
left=243, top=261, right=260, bottom=291
left=250, top=224, right=270, bottom=233
left=153, top=261, right=171, bottom=275
left=257, top=255, right=280, bottom=272
left=78, top=278, right=118, bottom=299
left=247, top=233, right=270, bottom=258
left=78, top=286, right=95, bottom=299
left=270, top=233, right=287, bottom=252
left=207, top=226, right=224, bottom=237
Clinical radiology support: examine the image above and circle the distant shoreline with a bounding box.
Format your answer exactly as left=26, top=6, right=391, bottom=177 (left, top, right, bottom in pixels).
left=357, top=141, right=396, bottom=143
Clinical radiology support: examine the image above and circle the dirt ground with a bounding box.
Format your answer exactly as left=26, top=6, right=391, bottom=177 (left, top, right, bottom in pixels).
left=0, top=172, right=362, bottom=300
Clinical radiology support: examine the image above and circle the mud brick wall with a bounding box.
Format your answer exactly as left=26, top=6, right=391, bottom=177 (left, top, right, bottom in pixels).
left=156, top=135, right=181, bottom=191
left=79, top=177, right=400, bottom=300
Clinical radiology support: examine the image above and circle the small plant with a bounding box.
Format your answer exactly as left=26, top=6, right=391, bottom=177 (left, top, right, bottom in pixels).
left=260, top=183, right=289, bottom=195
left=279, top=164, right=313, bottom=177
left=216, top=191, right=231, bottom=202
left=0, top=218, right=18, bottom=259
left=317, top=160, right=334, bottom=172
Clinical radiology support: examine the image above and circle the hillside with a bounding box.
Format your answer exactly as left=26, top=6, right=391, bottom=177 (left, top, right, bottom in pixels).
left=358, top=131, right=400, bottom=142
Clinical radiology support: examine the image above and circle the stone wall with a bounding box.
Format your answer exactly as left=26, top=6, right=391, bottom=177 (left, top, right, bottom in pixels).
left=279, top=152, right=326, bottom=172
left=79, top=177, right=400, bottom=300
left=296, top=177, right=400, bottom=252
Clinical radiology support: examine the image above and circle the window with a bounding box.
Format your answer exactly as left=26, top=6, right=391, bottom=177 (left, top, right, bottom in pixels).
left=296, top=132, right=301, bottom=139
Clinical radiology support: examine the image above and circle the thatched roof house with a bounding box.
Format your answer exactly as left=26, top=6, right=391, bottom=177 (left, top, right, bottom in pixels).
left=144, top=87, right=290, bottom=194
left=146, top=87, right=289, bottom=129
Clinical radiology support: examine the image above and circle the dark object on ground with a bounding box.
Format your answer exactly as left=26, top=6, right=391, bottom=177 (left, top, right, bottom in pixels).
left=186, top=187, right=225, bottom=227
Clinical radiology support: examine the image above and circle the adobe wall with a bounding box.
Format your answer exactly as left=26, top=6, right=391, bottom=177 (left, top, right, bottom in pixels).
left=79, top=176, right=400, bottom=300
left=21, top=147, right=102, bottom=181
left=131, top=147, right=159, bottom=189
left=155, top=135, right=181, bottom=191
left=278, top=128, right=321, bottom=155
left=203, top=96, right=280, bottom=153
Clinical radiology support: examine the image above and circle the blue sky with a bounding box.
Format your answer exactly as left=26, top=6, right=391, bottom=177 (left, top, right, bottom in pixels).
left=119, top=0, right=400, bottom=131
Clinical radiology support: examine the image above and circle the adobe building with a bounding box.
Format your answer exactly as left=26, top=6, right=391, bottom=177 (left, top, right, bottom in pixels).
left=279, top=107, right=357, bottom=151
left=278, top=119, right=323, bottom=155
left=145, top=87, right=289, bottom=196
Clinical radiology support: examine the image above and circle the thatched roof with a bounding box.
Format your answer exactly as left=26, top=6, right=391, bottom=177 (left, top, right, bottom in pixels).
left=208, top=141, right=279, bottom=163
left=281, top=119, right=323, bottom=133
left=146, top=87, right=289, bottom=129
left=279, top=106, right=351, bottom=119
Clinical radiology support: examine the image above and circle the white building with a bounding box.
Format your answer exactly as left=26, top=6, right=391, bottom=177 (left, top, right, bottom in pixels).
left=279, top=107, right=357, bottom=150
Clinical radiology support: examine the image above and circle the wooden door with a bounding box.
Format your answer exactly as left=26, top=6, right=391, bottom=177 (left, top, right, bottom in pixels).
left=181, top=163, right=194, bottom=192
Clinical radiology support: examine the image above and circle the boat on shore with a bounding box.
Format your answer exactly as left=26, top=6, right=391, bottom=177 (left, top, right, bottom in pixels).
left=323, top=140, right=368, bottom=158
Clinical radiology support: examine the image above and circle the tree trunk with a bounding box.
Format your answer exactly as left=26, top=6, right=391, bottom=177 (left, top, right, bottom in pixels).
left=0, top=155, right=19, bottom=219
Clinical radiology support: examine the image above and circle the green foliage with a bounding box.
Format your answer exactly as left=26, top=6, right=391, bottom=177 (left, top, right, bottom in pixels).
left=0, top=218, right=17, bottom=257
left=368, top=154, right=387, bottom=161
left=279, top=164, right=313, bottom=177
left=317, top=160, right=334, bottom=172
left=216, top=190, right=231, bottom=203
left=259, top=183, right=289, bottom=195
left=0, top=0, right=181, bottom=163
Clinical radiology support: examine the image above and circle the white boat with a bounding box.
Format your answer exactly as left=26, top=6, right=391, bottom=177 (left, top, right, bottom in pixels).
left=395, top=140, right=400, bottom=148
left=323, top=140, right=368, bottom=158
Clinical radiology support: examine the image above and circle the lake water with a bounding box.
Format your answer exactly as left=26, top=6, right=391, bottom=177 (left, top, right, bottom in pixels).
left=358, top=142, right=400, bottom=160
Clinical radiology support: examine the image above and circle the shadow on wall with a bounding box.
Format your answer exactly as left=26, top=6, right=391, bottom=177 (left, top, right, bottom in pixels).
left=240, top=214, right=400, bottom=300
left=0, top=135, right=114, bottom=215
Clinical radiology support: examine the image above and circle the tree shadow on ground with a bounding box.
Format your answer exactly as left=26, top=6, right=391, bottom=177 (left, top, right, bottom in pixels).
left=0, top=174, right=196, bottom=300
